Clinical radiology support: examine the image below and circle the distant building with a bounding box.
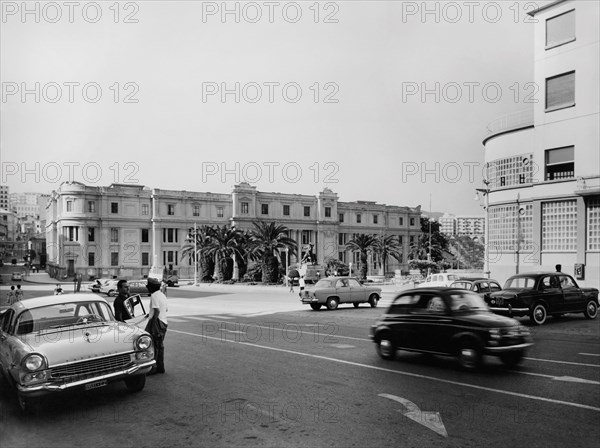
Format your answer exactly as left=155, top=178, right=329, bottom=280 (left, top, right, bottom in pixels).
left=0, top=185, right=9, bottom=210
left=439, top=213, right=484, bottom=240
left=439, top=213, right=456, bottom=236
left=482, top=0, right=599, bottom=285
left=46, top=182, right=422, bottom=279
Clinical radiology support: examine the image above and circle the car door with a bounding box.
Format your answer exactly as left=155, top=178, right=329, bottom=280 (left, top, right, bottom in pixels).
left=558, top=274, right=584, bottom=312
left=539, top=275, right=565, bottom=313
left=347, top=278, right=365, bottom=303
left=386, top=294, right=421, bottom=349
left=124, top=294, right=149, bottom=329
left=334, top=279, right=352, bottom=304
left=477, top=282, right=492, bottom=300
left=409, top=293, right=452, bottom=353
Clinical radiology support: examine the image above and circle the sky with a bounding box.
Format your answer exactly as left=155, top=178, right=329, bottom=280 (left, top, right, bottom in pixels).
left=0, top=0, right=546, bottom=215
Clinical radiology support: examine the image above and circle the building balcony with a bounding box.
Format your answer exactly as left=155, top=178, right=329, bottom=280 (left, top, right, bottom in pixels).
left=575, top=175, right=600, bottom=196
left=485, top=108, right=534, bottom=138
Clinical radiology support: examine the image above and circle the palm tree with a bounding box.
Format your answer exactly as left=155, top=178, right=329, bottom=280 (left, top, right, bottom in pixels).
left=374, top=234, right=403, bottom=275
left=346, top=234, right=378, bottom=280
left=205, top=225, right=242, bottom=282
left=181, top=225, right=213, bottom=281
left=248, top=221, right=296, bottom=283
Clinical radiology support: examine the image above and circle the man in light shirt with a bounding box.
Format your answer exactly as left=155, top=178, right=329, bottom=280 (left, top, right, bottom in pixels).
left=145, top=277, right=168, bottom=374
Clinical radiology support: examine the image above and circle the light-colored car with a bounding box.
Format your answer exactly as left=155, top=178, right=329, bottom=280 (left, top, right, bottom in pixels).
left=300, top=277, right=382, bottom=310
left=100, top=280, right=119, bottom=297
left=449, top=278, right=502, bottom=301
left=11, top=272, right=23, bottom=281
left=417, top=273, right=460, bottom=288
left=128, top=280, right=151, bottom=296
left=0, top=294, right=155, bottom=413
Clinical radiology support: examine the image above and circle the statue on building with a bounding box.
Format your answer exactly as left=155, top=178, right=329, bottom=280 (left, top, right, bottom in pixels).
left=301, top=243, right=316, bottom=265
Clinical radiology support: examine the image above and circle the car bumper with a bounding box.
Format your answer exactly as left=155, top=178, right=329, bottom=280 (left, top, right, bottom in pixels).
left=485, top=342, right=534, bottom=354
left=17, top=360, right=155, bottom=397
left=489, top=306, right=530, bottom=317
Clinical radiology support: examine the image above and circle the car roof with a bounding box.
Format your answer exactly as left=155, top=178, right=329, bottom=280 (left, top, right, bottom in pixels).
left=508, top=272, right=565, bottom=278
left=9, top=293, right=109, bottom=312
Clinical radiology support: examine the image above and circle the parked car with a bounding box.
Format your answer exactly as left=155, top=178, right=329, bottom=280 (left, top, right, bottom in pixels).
left=0, top=294, right=155, bottom=413
left=100, top=280, right=119, bottom=297
left=486, top=272, right=599, bottom=325
left=370, top=287, right=533, bottom=370
left=88, top=278, right=110, bottom=293
left=128, top=280, right=151, bottom=296
left=416, top=273, right=460, bottom=288
left=300, top=277, right=382, bottom=310
left=450, top=278, right=502, bottom=301
left=11, top=272, right=23, bottom=281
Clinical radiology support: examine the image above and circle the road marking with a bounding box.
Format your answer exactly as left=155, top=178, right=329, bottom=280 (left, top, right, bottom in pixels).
left=330, top=344, right=355, bottom=349
left=524, top=357, right=600, bottom=368
left=579, top=353, right=600, bottom=357
left=513, top=370, right=600, bottom=385
left=379, top=394, right=447, bottom=437
left=167, top=317, right=189, bottom=323
left=170, top=329, right=600, bottom=413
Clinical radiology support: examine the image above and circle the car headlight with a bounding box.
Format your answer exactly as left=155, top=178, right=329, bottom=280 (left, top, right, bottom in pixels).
left=23, top=354, right=46, bottom=372
left=135, top=334, right=152, bottom=351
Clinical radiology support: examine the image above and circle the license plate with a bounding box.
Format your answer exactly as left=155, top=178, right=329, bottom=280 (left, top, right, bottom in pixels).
left=85, top=379, right=108, bottom=390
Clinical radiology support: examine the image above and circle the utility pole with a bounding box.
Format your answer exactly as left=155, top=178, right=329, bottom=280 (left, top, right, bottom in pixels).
left=194, top=223, right=198, bottom=286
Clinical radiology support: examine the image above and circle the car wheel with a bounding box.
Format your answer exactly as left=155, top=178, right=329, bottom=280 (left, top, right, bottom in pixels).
left=376, top=334, right=396, bottom=360
left=353, top=303, right=359, bottom=308
left=500, top=351, right=523, bottom=368
left=326, top=297, right=339, bottom=310
left=310, top=304, right=322, bottom=311
left=583, top=299, right=598, bottom=320
left=124, top=375, right=146, bottom=392
left=456, top=339, right=482, bottom=370
left=529, top=303, right=547, bottom=325
left=369, top=294, right=379, bottom=308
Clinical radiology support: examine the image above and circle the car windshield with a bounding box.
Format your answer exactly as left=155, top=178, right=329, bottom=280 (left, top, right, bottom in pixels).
left=315, top=279, right=334, bottom=288
left=15, top=301, right=114, bottom=335
left=504, top=276, right=536, bottom=289
left=448, top=292, right=489, bottom=312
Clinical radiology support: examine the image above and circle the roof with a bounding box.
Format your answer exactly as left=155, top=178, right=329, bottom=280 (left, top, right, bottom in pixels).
left=9, top=293, right=108, bottom=312
left=527, top=0, right=569, bottom=16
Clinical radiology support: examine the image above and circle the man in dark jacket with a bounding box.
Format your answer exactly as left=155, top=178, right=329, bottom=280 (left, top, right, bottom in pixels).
left=113, top=279, right=132, bottom=322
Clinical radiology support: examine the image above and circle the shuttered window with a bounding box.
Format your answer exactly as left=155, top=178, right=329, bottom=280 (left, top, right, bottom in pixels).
left=546, top=71, right=575, bottom=111
left=546, top=10, right=575, bottom=49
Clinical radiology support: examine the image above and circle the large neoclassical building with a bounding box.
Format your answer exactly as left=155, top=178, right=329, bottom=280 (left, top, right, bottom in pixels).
left=45, top=181, right=422, bottom=280
left=482, top=0, right=599, bottom=286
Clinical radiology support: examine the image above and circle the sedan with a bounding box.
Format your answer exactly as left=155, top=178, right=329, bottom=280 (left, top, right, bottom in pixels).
left=300, top=277, right=381, bottom=310
left=487, top=272, right=599, bottom=325
left=11, top=272, right=23, bottom=281
left=450, top=278, right=502, bottom=301
left=0, top=295, right=155, bottom=413
left=100, top=280, right=119, bottom=297
left=370, top=288, right=533, bottom=370
left=128, top=281, right=151, bottom=296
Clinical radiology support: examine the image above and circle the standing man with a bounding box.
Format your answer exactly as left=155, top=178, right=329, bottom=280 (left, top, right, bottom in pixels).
left=145, top=277, right=168, bottom=374
left=555, top=264, right=562, bottom=273
left=15, top=284, right=24, bottom=302
left=7, top=286, right=16, bottom=305
left=298, top=275, right=306, bottom=298
left=113, top=280, right=132, bottom=322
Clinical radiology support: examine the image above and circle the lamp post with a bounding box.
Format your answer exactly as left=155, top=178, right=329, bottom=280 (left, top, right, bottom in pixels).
left=284, top=247, right=289, bottom=288
left=516, top=193, right=521, bottom=275
left=475, top=179, right=491, bottom=279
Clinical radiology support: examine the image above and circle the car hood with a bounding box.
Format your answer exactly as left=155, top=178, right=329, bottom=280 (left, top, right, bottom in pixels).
left=19, top=322, right=144, bottom=367
left=455, top=311, right=518, bottom=328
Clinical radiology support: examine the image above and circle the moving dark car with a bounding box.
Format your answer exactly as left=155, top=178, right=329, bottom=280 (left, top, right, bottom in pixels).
left=487, top=272, right=599, bottom=325
left=370, top=288, right=533, bottom=370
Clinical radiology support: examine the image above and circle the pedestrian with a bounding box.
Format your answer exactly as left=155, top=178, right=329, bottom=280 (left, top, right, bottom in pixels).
left=113, top=279, right=132, bottom=322
left=76, top=273, right=82, bottom=292
left=54, top=284, right=63, bottom=295
left=15, top=284, right=24, bottom=302
left=555, top=264, right=562, bottom=272
left=298, top=275, right=306, bottom=298
left=289, top=274, right=294, bottom=293
left=145, top=277, right=168, bottom=374
left=7, top=286, right=16, bottom=305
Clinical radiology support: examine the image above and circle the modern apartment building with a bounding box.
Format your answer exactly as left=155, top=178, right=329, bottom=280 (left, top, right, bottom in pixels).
left=46, top=181, right=422, bottom=279
left=482, top=0, right=599, bottom=286
left=0, top=186, right=9, bottom=210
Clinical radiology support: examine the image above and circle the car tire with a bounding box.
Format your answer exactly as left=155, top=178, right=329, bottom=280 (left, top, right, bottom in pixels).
left=376, top=334, right=396, bottom=360
left=369, top=294, right=379, bottom=308
left=310, top=304, right=322, bottom=311
left=456, top=339, right=482, bottom=370
left=124, top=374, right=146, bottom=392
left=583, top=299, right=598, bottom=320
left=500, top=351, right=523, bottom=368
left=353, top=303, right=359, bottom=308
left=529, top=303, right=547, bottom=325
left=326, top=297, right=339, bottom=310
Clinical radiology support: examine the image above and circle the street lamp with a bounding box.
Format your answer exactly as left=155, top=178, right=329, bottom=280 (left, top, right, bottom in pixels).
left=284, top=247, right=289, bottom=288
left=475, top=179, right=491, bottom=279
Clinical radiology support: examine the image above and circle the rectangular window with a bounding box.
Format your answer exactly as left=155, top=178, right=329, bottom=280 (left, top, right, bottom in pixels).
left=111, top=252, right=119, bottom=266
left=142, top=228, right=149, bottom=243
left=241, top=202, right=249, bottom=214
left=304, top=206, right=310, bottom=217
left=356, top=214, right=362, bottom=224
left=66, top=200, right=72, bottom=212
left=399, top=217, right=403, bottom=226
left=338, top=233, right=347, bottom=245
left=546, top=71, right=575, bottom=112
left=167, top=204, right=175, bottom=216
left=88, top=227, right=95, bottom=242
left=489, top=204, right=533, bottom=252
left=164, top=228, right=177, bottom=243
left=587, top=198, right=600, bottom=251
left=142, top=204, right=149, bottom=215
left=261, top=204, right=269, bottom=215
left=325, top=207, right=331, bottom=218
left=88, top=252, right=95, bottom=266
left=111, top=202, right=118, bottom=214
left=283, top=205, right=290, bottom=216
left=373, top=214, right=378, bottom=224
left=142, top=252, right=149, bottom=266
left=488, top=154, right=534, bottom=189
left=217, top=206, right=224, bottom=218
left=546, top=9, right=575, bottom=49
left=87, top=201, right=96, bottom=213
left=193, top=205, right=200, bottom=217
left=339, top=213, right=344, bottom=223
left=542, top=200, right=577, bottom=251
left=64, top=226, right=78, bottom=242
left=545, top=146, right=574, bottom=181
left=338, top=251, right=346, bottom=263
left=302, top=230, right=311, bottom=245
left=398, top=235, right=403, bottom=244
left=410, top=218, right=415, bottom=226
left=110, top=228, right=118, bottom=243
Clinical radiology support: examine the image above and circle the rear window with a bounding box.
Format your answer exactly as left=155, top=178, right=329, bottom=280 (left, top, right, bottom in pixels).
left=504, top=277, right=536, bottom=289
left=315, top=279, right=334, bottom=288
